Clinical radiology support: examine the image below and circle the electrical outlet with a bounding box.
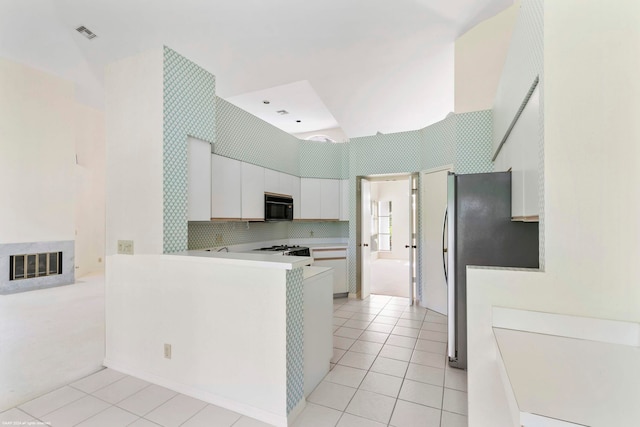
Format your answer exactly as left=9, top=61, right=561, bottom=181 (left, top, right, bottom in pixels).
left=117, top=240, right=134, bottom=255
left=309, top=230, right=314, bottom=237
left=215, top=234, right=223, bottom=244
left=164, top=343, right=172, bottom=359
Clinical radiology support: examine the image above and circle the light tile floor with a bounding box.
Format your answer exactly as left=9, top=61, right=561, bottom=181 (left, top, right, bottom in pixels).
left=301, top=295, right=467, bottom=427
left=0, top=294, right=466, bottom=427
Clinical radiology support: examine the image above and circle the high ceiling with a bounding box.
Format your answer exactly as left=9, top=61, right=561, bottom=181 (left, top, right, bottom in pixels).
left=0, top=0, right=512, bottom=138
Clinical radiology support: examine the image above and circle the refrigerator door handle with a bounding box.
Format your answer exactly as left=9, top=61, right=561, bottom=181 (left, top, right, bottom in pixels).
left=447, top=173, right=457, bottom=362
left=442, top=208, right=448, bottom=284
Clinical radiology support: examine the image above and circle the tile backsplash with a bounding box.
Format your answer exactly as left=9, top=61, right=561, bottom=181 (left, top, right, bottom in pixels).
left=187, top=221, right=348, bottom=250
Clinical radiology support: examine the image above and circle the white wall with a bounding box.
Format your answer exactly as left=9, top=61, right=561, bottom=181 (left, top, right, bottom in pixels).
left=371, top=180, right=410, bottom=260
left=105, top=49, right=164, bottom=256
left=75, top=104, right=106, bottom=276
left=467, top=1, right=640, bottom=425
left=0, top=58, right=76, bottom=244
left=454, top=2, right=520, bottom=114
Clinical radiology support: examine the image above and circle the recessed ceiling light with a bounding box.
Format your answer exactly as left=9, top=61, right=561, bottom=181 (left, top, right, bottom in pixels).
left=76, top=25, right=97, bottom=40
left=276, top=110, right=289, bottom=115
left=263, top=100, right=270, bottom=104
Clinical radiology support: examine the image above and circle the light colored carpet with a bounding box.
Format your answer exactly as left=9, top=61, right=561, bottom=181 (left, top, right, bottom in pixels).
left=0, top=273, right=105, bottom=411
left=370, top=258, right=411, bottom=297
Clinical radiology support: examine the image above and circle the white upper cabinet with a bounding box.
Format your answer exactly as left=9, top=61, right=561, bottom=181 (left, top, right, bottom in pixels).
left=279, top=173, right=295, bottom=197
left=265, top=169, right=296, bottom=197
left=507, top=84, right=540, bottom=220
left=301, top=178, right=341, bottom=220
left=340, top=179, right=349, bottom=221
left=320, top=179, right=340, bottom=220
left=264, top=169, right=280, bottom=194
left=300, top=178, right=322, bottom=219
left=187, top=137, right=212, bottom=221
left=211, top=154, right=242, bottom=219
left=241, top=162, right=265, bottom=220
left=292, top=176, right=301, bottom=219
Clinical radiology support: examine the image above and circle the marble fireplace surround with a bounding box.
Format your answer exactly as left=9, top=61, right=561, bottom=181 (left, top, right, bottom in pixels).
left=0, top=241, right=75, bottom=294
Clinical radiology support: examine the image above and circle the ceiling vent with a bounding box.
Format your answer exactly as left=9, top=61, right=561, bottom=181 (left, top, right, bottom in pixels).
left=276, top=110, right=289, bottom=115
left=76, top=26, right=97, bottom=40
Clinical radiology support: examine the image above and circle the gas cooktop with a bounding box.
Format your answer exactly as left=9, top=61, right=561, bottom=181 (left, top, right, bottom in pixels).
left=257, top=245, right=304, bottom=252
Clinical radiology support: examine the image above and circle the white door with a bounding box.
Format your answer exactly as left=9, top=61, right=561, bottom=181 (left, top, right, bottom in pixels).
left=408, top=174, right=418, bottom=304
left=421, top=166, right=451, bottom=314
left=360, top=178, right=372, bottom=299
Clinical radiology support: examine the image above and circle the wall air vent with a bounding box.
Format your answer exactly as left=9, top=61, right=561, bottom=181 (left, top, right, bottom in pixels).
left=76, top=25, right=97, bottom=40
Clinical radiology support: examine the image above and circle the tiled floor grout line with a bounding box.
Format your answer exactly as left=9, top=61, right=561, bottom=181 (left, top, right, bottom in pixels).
left=330, top=295, right=458, bottom=426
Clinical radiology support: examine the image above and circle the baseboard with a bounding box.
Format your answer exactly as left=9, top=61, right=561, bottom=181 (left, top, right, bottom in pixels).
left=348, top=292, right=359, bottom=299
left=287, top=399, right=306, bottom=426
left=103, top=358, right=288, bottom=427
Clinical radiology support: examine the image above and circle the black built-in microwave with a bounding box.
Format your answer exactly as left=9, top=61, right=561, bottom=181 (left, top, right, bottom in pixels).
left=264, top=193, right=294, bottom=221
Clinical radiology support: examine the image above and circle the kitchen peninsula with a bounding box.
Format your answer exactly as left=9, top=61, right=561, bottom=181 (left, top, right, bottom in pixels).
left=104, top=250, right=332, bottom=427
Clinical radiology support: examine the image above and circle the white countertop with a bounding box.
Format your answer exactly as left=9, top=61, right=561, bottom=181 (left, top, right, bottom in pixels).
left=175, top=250, right=312, bottom=270
left=494, top=327, right=640, bottom=426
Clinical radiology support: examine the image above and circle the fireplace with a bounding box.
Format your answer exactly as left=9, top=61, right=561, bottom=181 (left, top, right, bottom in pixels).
left=0, top=241, right=74, bottom=294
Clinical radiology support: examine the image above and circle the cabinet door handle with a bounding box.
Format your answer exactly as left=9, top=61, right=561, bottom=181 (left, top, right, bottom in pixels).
left=363, top=244, right=369, bottom=247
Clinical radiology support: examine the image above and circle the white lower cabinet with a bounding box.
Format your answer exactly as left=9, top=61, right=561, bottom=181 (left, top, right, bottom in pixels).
left=303, top=268, right=333, bottom=397
left=312, top=248, right=348, bottom=294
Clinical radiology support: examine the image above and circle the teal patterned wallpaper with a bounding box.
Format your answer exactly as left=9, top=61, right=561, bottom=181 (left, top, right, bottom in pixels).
left=163, top=47, right=216, bottom=253
left=299, top=141, right=347, bottom=179
left=455, top=110, right=494, bottom=174
left=286, top=267, right=305, bottom=414
left=216, top=97, right=300, bottom=175
left=188, top=221, right=347, bottom=250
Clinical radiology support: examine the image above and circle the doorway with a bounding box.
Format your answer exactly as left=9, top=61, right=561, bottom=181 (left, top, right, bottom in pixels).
left=357, top=174, right=417, bottom=300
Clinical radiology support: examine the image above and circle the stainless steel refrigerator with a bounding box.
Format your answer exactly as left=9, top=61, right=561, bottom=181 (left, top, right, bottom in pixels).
left=445, top=171, right=538, bottom=370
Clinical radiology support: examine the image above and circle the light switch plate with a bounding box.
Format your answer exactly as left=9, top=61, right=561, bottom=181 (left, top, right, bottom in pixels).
left=117, top=240, right=134, bottom=255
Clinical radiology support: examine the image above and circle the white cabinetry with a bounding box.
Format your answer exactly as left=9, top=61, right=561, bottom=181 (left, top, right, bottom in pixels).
left=241, top=162, right=265, bottom=220
left=292, top=176, right=301, bottom=219
left=340, top=179, right=349, bottom=221
left=187, top=137, right=212, bottom=221
left=264, top=169, right=280, bottom=194
left=493, top=84, right=540, bottom=221
left=312, top=248, right=348, bottom=294
left=265, top=169, right=296, bottom=197
left=301, top=178, right=341, bottom=220
left=303, top=268, right=333, bottom=396
left=320, top=179, right=340, bottom=220
left=301, top=178, right=322, bottom=219
left=211, top=154, right=242, bottom=219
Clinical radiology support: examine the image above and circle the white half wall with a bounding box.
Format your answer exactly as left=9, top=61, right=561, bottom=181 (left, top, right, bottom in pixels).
left=0, top=58, right=76, bottom=244
left=105, top=49, right=164, bottom=255
left=105, top=254, right=288, bottom=425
